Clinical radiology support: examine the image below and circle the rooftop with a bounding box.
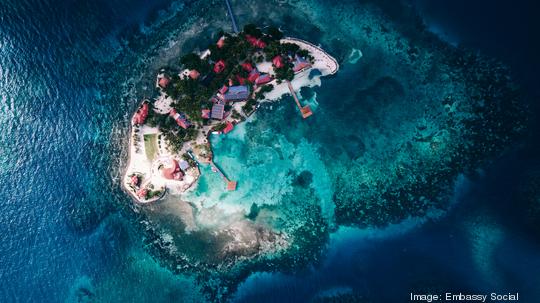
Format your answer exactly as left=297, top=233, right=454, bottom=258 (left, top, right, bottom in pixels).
left=223, top=85, right=250, bottom=101
left=158, top=77, right=170, bottom=88
left=211, top=103, right=225, bottom=120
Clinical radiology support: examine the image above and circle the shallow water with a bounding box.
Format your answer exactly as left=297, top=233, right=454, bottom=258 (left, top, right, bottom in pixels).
left=1, top=0, right=540, bottom=302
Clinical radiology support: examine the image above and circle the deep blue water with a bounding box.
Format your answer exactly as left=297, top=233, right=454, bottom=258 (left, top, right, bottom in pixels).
left=1, top=0, right=540, bottom=302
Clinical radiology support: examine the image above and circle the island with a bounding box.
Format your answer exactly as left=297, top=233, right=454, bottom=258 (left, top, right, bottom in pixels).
left=123, top=24, right=338, bottom=203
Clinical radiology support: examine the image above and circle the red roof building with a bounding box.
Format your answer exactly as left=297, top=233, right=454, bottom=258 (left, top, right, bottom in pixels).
left=223, top=121, right=234, bottom=134
left=213, top=60, right=226, bottom=73
left=136, top=188, right=148, bottom=199
left=217, top=36, right=226, bottom=48
left=201, top=109, right=211, bottom=119
left=219, top=85, right=228, bottom=95
left=292, top=56, right=311, bottom=72
left=132, top=102, right=149, bottom=125
left=161, top=158, right=183, bottom=180
left=241, top=62, right=254, bottom=72
left=130, top=175, right=139, bottom=187
left=255, top=73, right=272, bottom=85
left=245, top=35, right=267, bottom=49
left=248, top=69, right=260, bottom=83
left=236, top=75, right=247, bottom=85
left=189, top=69, right=200, bottom=80
left=227, top=181, right=237, bottom=191
left=169, top=109, right=191, bottom=129
left=272, top=56, right=284, bottom=68
left=158, top=77, right=170, bottom=88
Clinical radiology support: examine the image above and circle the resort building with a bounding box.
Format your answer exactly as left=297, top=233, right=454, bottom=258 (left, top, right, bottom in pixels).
left=219, top=85, right=228, bottom=95
left=223, top=85, right=250, bottom=102
left=211, top=102, right=225, bottom=120
left=189, top=69, right=200, bottom=80
left=223, top=121, right=234, bottom=134
left=132, top=102, right=149, bottom=125
left=272, top=56, right=284, bottom=68
left=293, top=56, right=311, bottom=72
left=214, top=60, right=226, bottom=73
left=217, top=36, right=226, bottom=48
left=158, top=76, right=170, bottom=89
left=241, top=62, right=254, bottom=72
left=179, top=160, right=190, bottom=171
left=248, top=69, right=260, bottom=83
left=161, top=158, right=184, bottom=180
left=255, top=73, right=272, bottom=85
left=201, top=109, right=211, bottom=119
left=130, top=175, right=139, bottom=187
left=169, top=109, right=192, bottom=129
left=136, top=188, right=148, bottom=199
left=245, top=35, right=266, bottom=49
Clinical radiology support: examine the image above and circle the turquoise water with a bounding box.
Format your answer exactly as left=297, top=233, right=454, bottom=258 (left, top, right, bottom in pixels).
left=1, top=0, right=540, bottom=302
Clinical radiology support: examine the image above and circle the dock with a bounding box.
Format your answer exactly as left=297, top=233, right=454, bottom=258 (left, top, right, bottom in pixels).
left=286, top=80, right=313, bottom=119
left=210, top=160, right=237, bottom=191
left=224, top=0, right=239, bottom=33
left=186, top=150, right=200, bottom=166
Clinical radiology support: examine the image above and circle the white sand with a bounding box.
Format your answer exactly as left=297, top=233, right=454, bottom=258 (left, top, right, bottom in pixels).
left=154, top=94, right=173, bottom=114
left=123, top=120, right=200, bottom=203
left=258, top=36, right=339, bottom=102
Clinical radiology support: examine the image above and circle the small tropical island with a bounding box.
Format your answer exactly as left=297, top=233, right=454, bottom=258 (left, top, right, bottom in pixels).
left=123, top=24, right=338, bottom=203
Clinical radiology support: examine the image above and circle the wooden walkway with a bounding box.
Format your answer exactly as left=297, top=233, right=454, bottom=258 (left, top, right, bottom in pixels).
left=224, top=0, right=239, bottom=33
left=286, top=80, right=313, bottom=119
left=210, top=160, right=237, bottom=191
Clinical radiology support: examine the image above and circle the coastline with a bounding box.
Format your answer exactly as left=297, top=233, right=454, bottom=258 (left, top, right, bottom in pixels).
left=122, top=36, right=339, bottom=204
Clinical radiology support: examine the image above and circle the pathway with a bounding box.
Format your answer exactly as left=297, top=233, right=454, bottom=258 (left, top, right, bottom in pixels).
left=210, top=160, right=237, bottom=191
left=286, top=80, right=313, bottom=119
left=224, top=0, right=239, bottom=33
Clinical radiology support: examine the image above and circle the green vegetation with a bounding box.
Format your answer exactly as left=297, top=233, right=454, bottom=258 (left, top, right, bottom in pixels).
left=264, top=42, right=302, bottom=81
left=212, top=123, right=227, bottom=132
left=274, top=64, right=295, bottom=81
left=231, top=109, right=242, bottom=120
left=266, top=26, right=284, bottom=40
left=255, top=84, right=274, bottom=100
left=243, top=24, right=263, bottom=38
left=147, top=189, right=164, bottom=199
left=162, top=127, right=196, bottom=153
left=153, top=25, right=311, bottom=152
left=180, top=53, right=210, bottom=73
left=143, top=134, right=158, bottom=160
left=242, top=98, right=257, bottom=114
left=145, top=105, right=171, bottom=128
left=264, top=41, right=300, bottom=60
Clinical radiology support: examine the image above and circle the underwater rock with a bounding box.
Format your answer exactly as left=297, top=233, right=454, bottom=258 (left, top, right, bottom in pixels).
left=66, top=276, right=96, bottom=303
left=65, top=186, right=115, bottom=234
left=293, top=170, right=314, bottom=188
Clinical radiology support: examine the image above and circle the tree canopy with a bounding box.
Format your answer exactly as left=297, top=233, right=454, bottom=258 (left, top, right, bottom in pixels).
left=266, top=26, right=283, bottom=41
left=243, top=23, right=262, bottom=38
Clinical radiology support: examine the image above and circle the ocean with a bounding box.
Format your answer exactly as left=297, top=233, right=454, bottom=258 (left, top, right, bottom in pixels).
left=1, top=0, right=539, bottom=302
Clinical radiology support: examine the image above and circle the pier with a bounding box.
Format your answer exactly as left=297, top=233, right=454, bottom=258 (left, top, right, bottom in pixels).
left=287, top=80, right=313, bottom=119
left=210, top=160, right=237, bottom=191
left=224, top=0, right=239, bottom=33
